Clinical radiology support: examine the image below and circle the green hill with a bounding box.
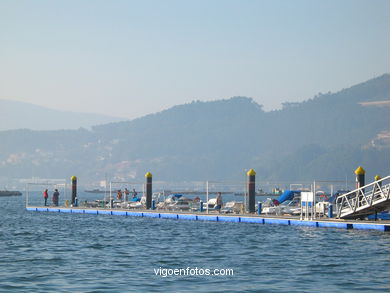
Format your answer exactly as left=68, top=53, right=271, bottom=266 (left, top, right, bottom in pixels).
left=1, top=74, right=390, bottom=185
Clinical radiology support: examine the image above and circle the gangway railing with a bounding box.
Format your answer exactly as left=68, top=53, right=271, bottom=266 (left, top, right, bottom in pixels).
left=335, top=175, right=390, bottom=219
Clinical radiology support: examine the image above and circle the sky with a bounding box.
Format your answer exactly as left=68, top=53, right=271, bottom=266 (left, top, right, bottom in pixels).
left=1, top=0, right=389, bottom=119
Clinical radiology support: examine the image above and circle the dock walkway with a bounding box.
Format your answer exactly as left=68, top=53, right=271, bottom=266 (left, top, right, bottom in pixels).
left=27, top=206, right=390, bottom=232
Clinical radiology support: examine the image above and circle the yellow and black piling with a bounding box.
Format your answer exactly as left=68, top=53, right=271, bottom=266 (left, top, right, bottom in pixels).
left=71, top=176, right=77, bottom=206
left=375, top=175, right=382, bottom=187
left=374, top=175, right=382, bottom=221
left=247, top=169, right=256, bottom=213
left=145, top=172, right=153, bottom=209
left=355, top=166, right=365, bottom=190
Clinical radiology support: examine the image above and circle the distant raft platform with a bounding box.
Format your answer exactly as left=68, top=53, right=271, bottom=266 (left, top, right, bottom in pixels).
left=26, top=206, right=390, bottom=232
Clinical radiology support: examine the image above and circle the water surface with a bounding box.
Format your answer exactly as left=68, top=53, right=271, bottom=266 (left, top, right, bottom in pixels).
left=1, top=194, right=389, bottom=292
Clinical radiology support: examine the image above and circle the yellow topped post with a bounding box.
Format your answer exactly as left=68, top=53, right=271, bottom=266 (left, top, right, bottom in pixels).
left=71, top=175, right=77, bottom=206
left=247, top=169, right=256, bottom=213
left=145, top=172, right=153, bottom=209
left=247, top=169, right=256, bottom=176
left=375, top=175, right=382, bottom=187
left=354, top=166, right=365, bottom=190
left=354, top=166, right=365, bottom=175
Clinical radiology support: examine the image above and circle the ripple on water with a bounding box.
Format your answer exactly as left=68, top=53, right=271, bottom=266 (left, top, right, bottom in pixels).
left=1, top=195, right=389, bottom=292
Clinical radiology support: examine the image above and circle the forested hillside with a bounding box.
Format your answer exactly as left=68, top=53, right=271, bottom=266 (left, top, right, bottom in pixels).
left=1, top=74, right=389, bottom=186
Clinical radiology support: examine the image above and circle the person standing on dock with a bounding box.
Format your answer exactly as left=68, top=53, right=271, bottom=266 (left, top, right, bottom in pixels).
left=216, top=192, right=223, bottom=212
left=124, top=188, right=130, bottom=201
left=43, top=189, right=48, bottom=206
left=132, top=188, right=138, bottom=199
left=52, top=189, right=59, bottom=206
left=117, top=189, right=123, bottom=201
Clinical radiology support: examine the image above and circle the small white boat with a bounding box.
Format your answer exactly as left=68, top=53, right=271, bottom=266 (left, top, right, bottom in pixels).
left=280, top=199, right=301, bottom=215
left=261, top=198, right=283, bottom=215
left=203, top=198, right=217, bottom=210
left=166, top=197, right=193, bottom=211
left=152, top=191, right=171, bottom=203
left=128, top=201, right=143, bottom=209
left=157, top=195, right=193, bottom=211
left=220, top=201, right=243, bottom=214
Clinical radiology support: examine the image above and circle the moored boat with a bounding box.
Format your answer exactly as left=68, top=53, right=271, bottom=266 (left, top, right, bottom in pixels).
left=84, top=189, right=106, bottom=194
left=0, top=190, right=22, bottom=196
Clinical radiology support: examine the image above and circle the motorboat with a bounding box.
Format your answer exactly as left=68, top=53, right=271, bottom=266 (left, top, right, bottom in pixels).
left=167, top=196, right=193, bottom=211
left=280, top=199, right=301, bottom=215
left=220, top=201, right=243, bottom=214
left=202, top=198, right=217, bottom=210
left=261, top=198, right=283, bottom=215
left=84, top=189, right=106, bottom=194
left=156, top=194, right=193, bottom=211
left=128, top=201, right=143, bottom=209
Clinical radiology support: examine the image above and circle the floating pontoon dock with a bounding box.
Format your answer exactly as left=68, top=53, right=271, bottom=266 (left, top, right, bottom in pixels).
left=26, top=206, right=390, bottom=232
left=25, top=168, right=390, bottom=232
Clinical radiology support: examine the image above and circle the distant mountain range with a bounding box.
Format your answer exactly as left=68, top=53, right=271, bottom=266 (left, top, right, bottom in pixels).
left=0, top=99, right=125, bottom=131
left=1, top=74, right=390, bottom=187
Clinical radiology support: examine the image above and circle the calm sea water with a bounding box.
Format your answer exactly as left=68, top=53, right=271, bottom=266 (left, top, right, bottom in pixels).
left=1, top=193, right=389, bottom=293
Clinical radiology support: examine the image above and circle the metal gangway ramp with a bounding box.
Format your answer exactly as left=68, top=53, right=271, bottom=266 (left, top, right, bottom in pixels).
left=336, top=175, right=390, bottom=219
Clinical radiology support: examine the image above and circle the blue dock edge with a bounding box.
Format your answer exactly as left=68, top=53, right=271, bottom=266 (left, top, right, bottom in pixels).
left=26, top=207, right=390, bottom=232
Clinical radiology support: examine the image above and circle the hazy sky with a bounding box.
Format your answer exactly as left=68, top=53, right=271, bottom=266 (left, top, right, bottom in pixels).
left=1, top=0, right=389, bottom=119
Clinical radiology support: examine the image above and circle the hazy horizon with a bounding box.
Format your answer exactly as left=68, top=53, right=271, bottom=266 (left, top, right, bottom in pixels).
left=1, top=72, right=389, bottom=122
